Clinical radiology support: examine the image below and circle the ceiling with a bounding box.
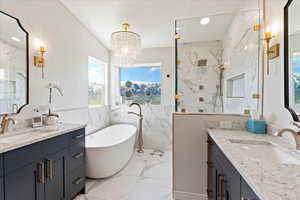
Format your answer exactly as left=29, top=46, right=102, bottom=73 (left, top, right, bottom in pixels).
left=60, top=0, right=259, bottom=49
left=176, top=13, right=235, bottom=44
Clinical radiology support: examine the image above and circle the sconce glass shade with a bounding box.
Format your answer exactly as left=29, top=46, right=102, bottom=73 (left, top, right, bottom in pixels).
left=111, top=24, right=141, bottom=66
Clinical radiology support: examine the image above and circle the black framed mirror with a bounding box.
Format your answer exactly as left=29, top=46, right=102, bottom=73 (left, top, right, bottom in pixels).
left=0, top=11, right=29, bottom=115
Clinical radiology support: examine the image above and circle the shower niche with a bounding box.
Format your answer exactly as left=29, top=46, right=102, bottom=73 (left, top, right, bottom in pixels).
left=175, top=8, right=262, bottom=114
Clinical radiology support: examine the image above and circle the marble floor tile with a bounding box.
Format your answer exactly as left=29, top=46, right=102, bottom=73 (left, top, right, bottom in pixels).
left=75, top=149, right=173, bottom=200
left=86, top=179, right=101, bottom=193
left=74, top=194, right=107, bottom=200
left=127, top=177, right=172, bottom=200
left=87, top=175, right=139, bottom=200
left=119, top=155, right=147, bottom=177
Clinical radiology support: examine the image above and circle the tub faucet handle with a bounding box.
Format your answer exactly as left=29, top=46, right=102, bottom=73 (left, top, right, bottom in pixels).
left=291, top=121, right=300, bottom=129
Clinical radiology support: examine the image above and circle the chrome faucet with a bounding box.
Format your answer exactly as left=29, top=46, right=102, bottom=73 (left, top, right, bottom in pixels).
left=0, top=114, right=16, bottom=134
left=275, top=122, right=300, bottom=150
left=128, top=103, right=144, bottom=153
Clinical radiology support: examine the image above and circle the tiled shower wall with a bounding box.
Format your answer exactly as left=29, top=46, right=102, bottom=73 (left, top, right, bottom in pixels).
left=223, top=9, right=260, bottom=114
left=177, top=9, right=260, bottom=114
left=177, top=41, right=221, bottom=113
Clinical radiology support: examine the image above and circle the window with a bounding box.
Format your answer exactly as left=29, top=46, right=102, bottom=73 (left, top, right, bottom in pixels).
left=119, top=65, right=161, bottom=104
left=88, top=56, right=107, bottom=106
left=227, top=74, right=245, bottom=98
left=293, top=53, right=300, bottom=104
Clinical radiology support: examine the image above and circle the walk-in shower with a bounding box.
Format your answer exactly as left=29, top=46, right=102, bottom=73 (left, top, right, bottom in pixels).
left=175, top=9, right=262, bottom=115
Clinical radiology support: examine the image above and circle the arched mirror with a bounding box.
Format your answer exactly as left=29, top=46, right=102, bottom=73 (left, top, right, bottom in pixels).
left=0, top=11, right=29, bottom=115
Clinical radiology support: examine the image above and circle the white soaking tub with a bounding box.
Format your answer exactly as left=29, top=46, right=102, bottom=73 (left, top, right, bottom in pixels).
left=86, top=124, right=137, bottom=178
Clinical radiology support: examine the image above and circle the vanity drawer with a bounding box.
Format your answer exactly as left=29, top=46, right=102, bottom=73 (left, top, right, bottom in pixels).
left=69, top=128, right=85, bottom=146
left=4, top=134, right=68, bottom=174
left=69, top=141, right=85, bottom=171
left=70, top=166, right=85, bottom=199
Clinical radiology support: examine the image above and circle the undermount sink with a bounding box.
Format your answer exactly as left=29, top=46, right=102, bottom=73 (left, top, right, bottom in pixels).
left=229, top=139, right=300, bottom=165
left=0, top=125, right=63, bottom=144
left=229, top=139, right=272, bottom=146
left=0, top=134, right=32, bottom=143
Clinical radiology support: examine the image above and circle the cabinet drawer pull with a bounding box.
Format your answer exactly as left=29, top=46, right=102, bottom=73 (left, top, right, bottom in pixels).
left=207, top=140, right=214, bottom=145
left=37, top=162, right=45, bottom=184
left=73, top=152, right=84, bottom=159
left=217, top=175, right=225, bottom=200
left=207, top=189, right=213, bottom=198
left=45, top=159, right=53, bottom=179
left=73, top=177, right=84, bottom=185
left=73, top=134, right=84, bottom=140
left=207, top=161, right=214, bottom=168
left=220, top=175, right=225, bottom=200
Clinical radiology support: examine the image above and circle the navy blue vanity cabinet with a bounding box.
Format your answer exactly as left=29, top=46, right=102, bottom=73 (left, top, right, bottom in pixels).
left=68, top=129, right=86, bottom=199
left=44, top=149, right=69, bottom=200
left=0, top=154, right=4, bottom=200
left=4, top=134, right=69, bottom=200
left=4, top=160, right=44, bottom=200
left=241, top=178, right=260, bottom=200
left=0, top=177, right=3, bottom=200
left=207, top=137, right=217, bottom=200
left=215, top=145, right=240, bottom=200
left=207, top=135, right=260, bottom=200
left=3, top=128, right=86, bottom=200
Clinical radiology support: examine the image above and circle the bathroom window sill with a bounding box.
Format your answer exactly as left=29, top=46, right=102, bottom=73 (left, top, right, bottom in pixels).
left=88, top=105, right=106, bottom=109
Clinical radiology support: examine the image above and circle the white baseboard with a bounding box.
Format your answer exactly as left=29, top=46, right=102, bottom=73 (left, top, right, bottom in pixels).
left=174, top=191, right=207, bottom=200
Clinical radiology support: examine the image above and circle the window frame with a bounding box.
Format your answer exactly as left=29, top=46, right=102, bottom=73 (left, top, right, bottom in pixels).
left=118, top=63, right=162, bottom=105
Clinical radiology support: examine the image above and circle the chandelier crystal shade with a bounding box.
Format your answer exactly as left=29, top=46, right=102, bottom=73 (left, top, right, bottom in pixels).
left=111, top=24, right=141, bottom=66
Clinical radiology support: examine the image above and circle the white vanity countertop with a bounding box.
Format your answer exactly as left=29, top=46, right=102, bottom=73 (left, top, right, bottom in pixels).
left=208, top=129, right=300, bottom=200
left=0, top=123, right=86, bottom=154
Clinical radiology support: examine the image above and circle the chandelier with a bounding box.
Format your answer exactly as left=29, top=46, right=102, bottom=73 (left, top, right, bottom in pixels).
left=111, top=23, right=141, bottom=66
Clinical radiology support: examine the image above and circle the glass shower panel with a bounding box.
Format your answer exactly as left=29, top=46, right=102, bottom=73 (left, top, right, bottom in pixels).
left=175, top=9, right=261, bottom=114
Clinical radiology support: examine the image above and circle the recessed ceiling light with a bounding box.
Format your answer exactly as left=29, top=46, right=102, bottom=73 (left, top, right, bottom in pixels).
left=176, top=27, right=181, bottom=31
left=200, top=17, right=211, bottom=25
left=11, top=36, right=21, bottom=42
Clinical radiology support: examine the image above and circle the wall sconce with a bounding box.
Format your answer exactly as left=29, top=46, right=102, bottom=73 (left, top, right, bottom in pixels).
left=263, top=30, right=280, bottom=75
left=34, top=43, right=47, bottom=79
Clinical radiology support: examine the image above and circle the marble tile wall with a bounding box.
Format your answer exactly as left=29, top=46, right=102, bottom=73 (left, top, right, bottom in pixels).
left=177, top=41, right=221, bottom=113
left=110, top=105, right=173, bottom=151
left=86, top=106, right=111, bottom=134
left=176, top=9, right=261, bottom=114
left=223, top=9, right=261, bottom=114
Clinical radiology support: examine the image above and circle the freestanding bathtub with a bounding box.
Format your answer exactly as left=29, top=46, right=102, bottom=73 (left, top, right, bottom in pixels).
left=86, top=124, right=137, bottom=178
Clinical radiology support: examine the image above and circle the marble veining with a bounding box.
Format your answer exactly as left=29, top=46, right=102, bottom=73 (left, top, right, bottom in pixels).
left=75, top=149, right=173, bottom=200
left=111, top=105, right=173, bottom=151
left=0, top=123, right=86, bottom=153
left=208, top=129, right=300, bottom=200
